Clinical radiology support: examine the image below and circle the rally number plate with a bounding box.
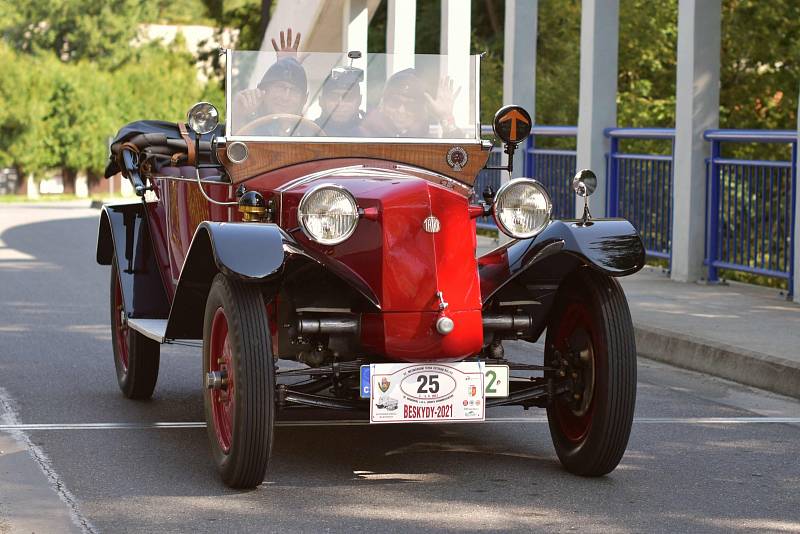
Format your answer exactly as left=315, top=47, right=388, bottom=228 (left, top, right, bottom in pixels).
left=364, top=362, right=503, bottom=424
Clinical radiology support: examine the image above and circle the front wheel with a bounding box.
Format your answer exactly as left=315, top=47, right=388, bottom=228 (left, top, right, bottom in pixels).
left=545, top=269, right=636, bottom=476
left=203, top=274, right=275, bottom=489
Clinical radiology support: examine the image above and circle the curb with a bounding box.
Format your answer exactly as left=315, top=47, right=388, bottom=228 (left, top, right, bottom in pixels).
left=635, top=324, right=800, bottom=400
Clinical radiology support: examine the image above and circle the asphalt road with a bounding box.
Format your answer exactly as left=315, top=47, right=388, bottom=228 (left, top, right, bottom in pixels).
left=1, top=203, right=799, bottom=533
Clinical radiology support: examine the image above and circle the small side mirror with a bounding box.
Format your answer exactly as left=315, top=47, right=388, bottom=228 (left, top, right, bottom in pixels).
left=572, top=169, right=597, bottom=197
left=492, top=105, right=532, bottom=146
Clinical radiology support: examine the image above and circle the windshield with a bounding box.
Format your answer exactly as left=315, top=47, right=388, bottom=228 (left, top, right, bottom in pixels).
left=226, top=50, right=479, bottom=141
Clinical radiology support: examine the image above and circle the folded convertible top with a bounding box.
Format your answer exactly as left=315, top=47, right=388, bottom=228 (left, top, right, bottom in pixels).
left=104, top=120, right=223, bottom=178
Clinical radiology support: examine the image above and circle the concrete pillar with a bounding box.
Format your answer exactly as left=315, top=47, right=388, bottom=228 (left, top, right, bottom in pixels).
left=502, top=0, right=537, bottom=178
left=386, top=0, right=416, bottom=73
left=575, top=0, right=619, bottom=217
left=343, top=0, right=368, bottom=54
left=793, top=90, right=799, bottom=302
left=671, top=0, right=721, bottom=283
left=440, top=0, right=471, bottom=130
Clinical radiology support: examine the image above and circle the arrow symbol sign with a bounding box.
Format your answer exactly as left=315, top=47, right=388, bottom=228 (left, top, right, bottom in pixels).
left=499, top=109, right=530, bottom=140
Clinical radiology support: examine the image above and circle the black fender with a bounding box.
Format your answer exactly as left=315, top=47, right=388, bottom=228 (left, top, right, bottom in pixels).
left=165, top=222, right=291, bottom=339
left=96, top=202, right=170, bottom=318
left=479, top=218, right=645, bottom=306
left=164, top=222, right=381, bottom=340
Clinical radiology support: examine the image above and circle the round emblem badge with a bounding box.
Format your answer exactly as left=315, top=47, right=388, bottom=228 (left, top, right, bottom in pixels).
left=446, top=146, right=468, bottom=171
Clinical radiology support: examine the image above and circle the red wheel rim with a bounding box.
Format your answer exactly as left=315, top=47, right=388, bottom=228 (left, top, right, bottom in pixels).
left=113, top=276, right=129, bottom=372
left=209, top=307, right=235, bottom=454
left=553, top=302, right=597, bottom=444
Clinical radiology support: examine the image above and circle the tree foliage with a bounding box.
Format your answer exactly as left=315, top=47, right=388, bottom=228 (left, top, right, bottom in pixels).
left=0, top=1, right=224, bottom=189
left=0, top=0, right=155, bottom=69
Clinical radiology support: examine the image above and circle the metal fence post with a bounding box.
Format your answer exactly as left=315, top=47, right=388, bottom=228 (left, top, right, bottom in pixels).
left=789, top=139, right=797, bottom=299
left=706, top=137, right=721, bottom=283
left=606, top=135, right=619, bottom=217
left=525, top=134, right=535, bottom=178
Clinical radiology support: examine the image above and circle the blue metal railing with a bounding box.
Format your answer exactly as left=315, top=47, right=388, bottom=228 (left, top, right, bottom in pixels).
left=605, top=128, right=675, bottom=261
left=526, top=126, right=577, bottom=219
left=704, top=129, right=797, bottom=295
left=474, top=125, right=577, bottom=230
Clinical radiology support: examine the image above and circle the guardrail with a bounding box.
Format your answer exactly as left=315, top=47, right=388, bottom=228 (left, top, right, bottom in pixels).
left=605, top=128, right=675, bottom=260
left=704, top=129, right=797, bottom=295
left=526, top=126, right=577, bottom=219
left=475, top=125, right=577, bottom=230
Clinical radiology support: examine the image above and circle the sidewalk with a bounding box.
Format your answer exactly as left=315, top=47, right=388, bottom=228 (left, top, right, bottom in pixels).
left=477, top=235, right=800, bottom=399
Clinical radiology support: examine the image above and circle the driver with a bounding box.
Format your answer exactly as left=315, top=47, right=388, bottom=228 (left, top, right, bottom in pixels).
left=232, top=57, right=308, bottom=134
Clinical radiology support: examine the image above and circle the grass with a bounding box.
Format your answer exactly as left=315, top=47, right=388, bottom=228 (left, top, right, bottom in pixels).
left=0, top=194, right=129, bottom=203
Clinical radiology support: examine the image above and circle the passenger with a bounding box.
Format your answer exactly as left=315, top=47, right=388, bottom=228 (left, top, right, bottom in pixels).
left=360, top=69, right=461, bottom=138
left=314, top=66, right=365, bottom=137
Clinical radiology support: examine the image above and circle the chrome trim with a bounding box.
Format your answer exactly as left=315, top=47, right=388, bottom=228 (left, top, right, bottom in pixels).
left=186, top=102, right=219, bottom=135
left=278, top=165, right=366, bottom=193
left=423, top=215, right=441, bottom=233
left=492, top=178, right=553, bottom=239
left=224, top=135, right=482, bottom=144
left=436, top=316, right=454, bottom=335
left=153, top=174, right=228, bottom=185
left=297, top=183, right=360, bottom=245
left=194, top=168, right=238, bottom=206
left=475, top=54, right=481, bottom=141
left=225, top=49, right=232, bottom=137
left=226, top=141, right=249, bottom=164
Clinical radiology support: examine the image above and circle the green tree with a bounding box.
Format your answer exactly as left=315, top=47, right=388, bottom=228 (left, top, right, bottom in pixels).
left=0, top=0, right=156, bottom=69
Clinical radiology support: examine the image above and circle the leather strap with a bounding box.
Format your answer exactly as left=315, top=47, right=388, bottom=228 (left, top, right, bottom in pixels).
left=178, top=123, right=196, bottom=166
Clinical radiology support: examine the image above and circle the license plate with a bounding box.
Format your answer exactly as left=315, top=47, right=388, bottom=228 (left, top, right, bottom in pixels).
left=363, top=362, right=497, bottom=424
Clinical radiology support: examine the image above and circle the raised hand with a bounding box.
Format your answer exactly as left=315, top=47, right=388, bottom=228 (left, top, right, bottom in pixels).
left=425, top=76, right=462, bottom=124
left=271, top=27, right=302, bottom=61
left=234, top=88, right=266, bottom=118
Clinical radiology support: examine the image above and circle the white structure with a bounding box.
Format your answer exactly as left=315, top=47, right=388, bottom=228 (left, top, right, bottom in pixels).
left=794, top=92, right=800, bottom=303
left=575, top=0, right=619, bottom=218
left=671, top=0, right=721, bottom=283
left=440, top=0, right=471, bottom=126
left=502, top=0, right=537, bottom=178
left=386, top=0, right=416, bottom=73
left=343, top=0, right=369, bottom=54
left=138, top=24, right=236, bottom=82
left=262, top=0, right=380, bottom=53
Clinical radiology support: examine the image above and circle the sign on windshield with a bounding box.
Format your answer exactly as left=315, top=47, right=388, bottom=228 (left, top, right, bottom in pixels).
left=226, top=50, right=479, bottom=141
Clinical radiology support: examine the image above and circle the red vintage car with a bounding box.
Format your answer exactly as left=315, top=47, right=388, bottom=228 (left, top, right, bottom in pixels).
left=97, top=50, right=644, bottom=488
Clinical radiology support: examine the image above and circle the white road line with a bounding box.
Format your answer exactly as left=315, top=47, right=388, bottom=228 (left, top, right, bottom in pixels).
left=0, top=387, right=96, bottom=534
left=1, top=416, right=800, bottom=431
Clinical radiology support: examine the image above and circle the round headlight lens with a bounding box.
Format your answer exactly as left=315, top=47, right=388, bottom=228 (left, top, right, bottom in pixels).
left=297, top=184, right=359, bottom=245
left=187, top=102, right=219, bottom=135
left=493, top=178, right=552, bottom=238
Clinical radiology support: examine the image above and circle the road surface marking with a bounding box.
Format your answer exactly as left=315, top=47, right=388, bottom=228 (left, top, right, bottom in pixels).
left=1, top=416, right=800, bottom=431
left=0, top=387, right=96, bottom=533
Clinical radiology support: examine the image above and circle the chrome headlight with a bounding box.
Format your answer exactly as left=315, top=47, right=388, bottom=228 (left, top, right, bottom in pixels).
left=492, top=178, right=552, bottom=238
left=187, top=102, right=219, bottom=135
left=297, top=184, right=359, bottom=245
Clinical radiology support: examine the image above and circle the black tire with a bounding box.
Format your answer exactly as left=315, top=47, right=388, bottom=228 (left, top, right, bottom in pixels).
left=545, top=268, right=636, bottom=476
left=110, top=260, right=160, bottom=399
left=202, top=273, right=275, bottom=489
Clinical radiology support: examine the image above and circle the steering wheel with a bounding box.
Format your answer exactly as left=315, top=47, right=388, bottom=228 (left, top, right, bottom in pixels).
left=238, top=113, right=326, bottom=137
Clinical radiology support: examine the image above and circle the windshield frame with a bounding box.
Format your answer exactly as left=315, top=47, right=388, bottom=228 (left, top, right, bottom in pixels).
left=222, top=49, right=482, bottom=144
